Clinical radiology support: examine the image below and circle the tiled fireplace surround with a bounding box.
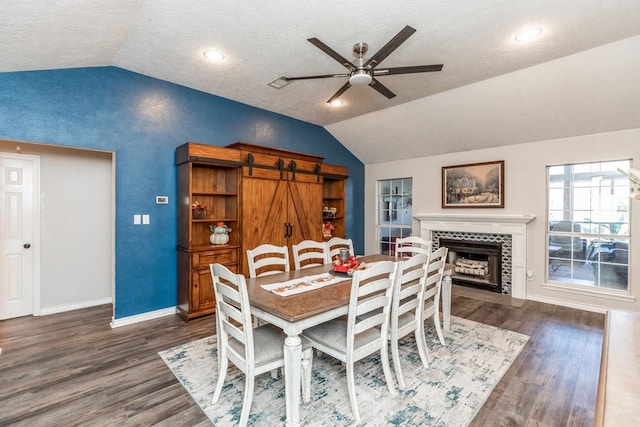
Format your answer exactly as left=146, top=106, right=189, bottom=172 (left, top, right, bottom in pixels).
left=416, top=214, right=536, bottom=299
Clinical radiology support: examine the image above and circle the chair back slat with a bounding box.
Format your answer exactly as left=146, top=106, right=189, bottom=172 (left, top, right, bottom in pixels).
left=354, top=307, right=387, bottom=334
left=293, top=240, right=329, bottom=269
left=421, top=247, right=447, bottom=305
left=247, top=244, right=290, bottom=278
left=220, top=317, right=246, bottom=345
left=218, top=299, right=244, bottom=328
left=427, top=247, right=448, bottom=277
left=395, top=236, right=432, bottom=258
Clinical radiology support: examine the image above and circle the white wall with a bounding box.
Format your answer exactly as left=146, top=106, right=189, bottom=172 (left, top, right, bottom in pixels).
left=0, top=141, right=113, bottom=313
left=365, top=128, right=640, bottom=313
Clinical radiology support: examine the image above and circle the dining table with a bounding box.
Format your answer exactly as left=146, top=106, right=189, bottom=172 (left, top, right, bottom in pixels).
left=246, top=254, right=453, bottom=427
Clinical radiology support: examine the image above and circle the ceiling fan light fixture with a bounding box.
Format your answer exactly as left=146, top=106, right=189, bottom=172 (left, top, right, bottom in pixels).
left=349, top=70, right=372, bottom=85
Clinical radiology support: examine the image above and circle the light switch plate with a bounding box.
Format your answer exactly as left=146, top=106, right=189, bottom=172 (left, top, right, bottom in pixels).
left=142, top=214, right=150, bottom=225
left=134, top=214, right=141, bottom=225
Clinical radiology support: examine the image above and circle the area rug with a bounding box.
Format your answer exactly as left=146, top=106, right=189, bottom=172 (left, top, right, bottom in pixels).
left=159, top=316, right=529, bottom=426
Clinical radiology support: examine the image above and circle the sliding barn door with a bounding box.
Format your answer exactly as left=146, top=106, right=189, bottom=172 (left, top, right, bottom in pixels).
left=241, top=169, right=323, bottom=276
left=242, top=174, right=289, bottom=253
left=286, top=178, right=323, bottom=244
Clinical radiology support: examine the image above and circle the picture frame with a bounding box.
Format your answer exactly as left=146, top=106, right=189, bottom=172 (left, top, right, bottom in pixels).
left=442, top=160, right=504, bottom=208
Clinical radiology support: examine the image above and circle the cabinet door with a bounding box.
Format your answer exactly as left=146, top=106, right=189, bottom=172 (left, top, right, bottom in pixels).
left=288, top=179, right=323, bottom=244
left=242, top=175, right=290, bottom=252
left=241, top=174, right=323, bottom=276
left=192, top=268, right=215, bottom=312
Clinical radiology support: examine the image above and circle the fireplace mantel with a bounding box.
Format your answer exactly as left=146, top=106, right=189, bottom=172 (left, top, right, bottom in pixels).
left=414, top=213, right=535, bottom=224
left=415, top=213, right=536, bottom=299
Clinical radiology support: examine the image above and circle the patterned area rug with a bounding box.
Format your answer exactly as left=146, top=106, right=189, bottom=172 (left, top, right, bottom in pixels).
left=159, top=316, right=529, bottom=426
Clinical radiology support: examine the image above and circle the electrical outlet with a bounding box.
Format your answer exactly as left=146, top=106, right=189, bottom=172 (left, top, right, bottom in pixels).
left=156, top=196, right=168, bottom=204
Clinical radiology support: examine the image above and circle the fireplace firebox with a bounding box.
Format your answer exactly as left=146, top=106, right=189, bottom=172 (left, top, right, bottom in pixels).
left=439, top=238, right=502, bottom=293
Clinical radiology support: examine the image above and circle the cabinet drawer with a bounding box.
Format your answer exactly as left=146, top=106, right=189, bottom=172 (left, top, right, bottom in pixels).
left=193, top=249, right=238, bottom=267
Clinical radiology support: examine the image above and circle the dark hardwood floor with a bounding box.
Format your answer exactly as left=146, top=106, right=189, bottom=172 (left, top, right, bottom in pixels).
left=0, top=286, right=604, bottom=426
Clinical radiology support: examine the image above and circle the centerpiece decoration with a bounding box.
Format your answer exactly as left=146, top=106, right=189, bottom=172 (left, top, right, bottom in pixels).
left=333, top=252, right=366, bottom=275
left=210, top=222, right=231, bottom=245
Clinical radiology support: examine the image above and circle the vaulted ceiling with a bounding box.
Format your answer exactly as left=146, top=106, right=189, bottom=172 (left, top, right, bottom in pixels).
left=2, top=1, right=640, bottom=163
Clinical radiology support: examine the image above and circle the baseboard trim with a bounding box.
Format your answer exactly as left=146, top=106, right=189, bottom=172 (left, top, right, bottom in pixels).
left=39, top=297, right=113, bottom=316
left=110, top=307, right=177, bottom=328
left=526, top=294, right=608, bottom=314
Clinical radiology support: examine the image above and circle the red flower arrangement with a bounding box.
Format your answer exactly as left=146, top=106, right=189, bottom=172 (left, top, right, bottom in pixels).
left=191, top=201, right=207, bottom=219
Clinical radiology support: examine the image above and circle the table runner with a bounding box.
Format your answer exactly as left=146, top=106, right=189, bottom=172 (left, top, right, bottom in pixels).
left=260, top=272, right=345, bottom=296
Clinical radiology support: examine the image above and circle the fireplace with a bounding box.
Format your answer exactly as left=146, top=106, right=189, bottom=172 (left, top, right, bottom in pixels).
left=439, top=238, right=502, bottom=292
left=415, top=213, right=536, bottom=298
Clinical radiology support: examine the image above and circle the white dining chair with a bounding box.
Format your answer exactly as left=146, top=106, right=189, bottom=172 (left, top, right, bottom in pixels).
left=292, top=240, right=329, bottom=269
left=302, top=261, right=398, bottom=422
left=388, top=253, right=431, bottom=389
left=326, top=237, right=354, bottom=263
left=209, top=263, right=313, bottom=427
left=246, top=243, right=290, bottom=278
left=395, top=235, right=432, bottom=258
left=424, top=246, right=448, bottom=346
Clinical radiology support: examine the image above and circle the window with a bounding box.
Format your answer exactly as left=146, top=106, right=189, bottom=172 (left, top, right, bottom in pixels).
left=547, top=160, right=631, bottom=291
left=377, top=178, right=412, bottom=255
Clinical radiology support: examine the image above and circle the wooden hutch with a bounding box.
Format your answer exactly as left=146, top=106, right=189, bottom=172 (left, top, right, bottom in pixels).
left=175, top=141, right=348, bottom=321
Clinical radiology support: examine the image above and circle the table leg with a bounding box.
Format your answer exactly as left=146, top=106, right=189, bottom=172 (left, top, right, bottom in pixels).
left=441, top=275, right=452, bottom=330
left=284, top=334, right=302, bottom=427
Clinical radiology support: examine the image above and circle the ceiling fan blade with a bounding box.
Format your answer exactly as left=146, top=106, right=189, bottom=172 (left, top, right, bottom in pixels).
left=307, top=38, right=357, bottom=72
left=374, top=64, right=443, bottom=76
left=364, top=25, right=416, bottom=69
left=369, top=78, right=396, bottom=99
left=284, top=73, right=350, bottom=81
left=326, top=81, right=352, bottom=104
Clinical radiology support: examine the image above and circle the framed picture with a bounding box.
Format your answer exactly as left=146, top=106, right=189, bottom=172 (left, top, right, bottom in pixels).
left=442, top=160, right=504, bottom=208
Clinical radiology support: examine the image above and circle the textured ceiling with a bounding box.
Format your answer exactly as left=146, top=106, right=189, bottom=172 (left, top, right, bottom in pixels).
left=2, top=1, right=640, bottom=162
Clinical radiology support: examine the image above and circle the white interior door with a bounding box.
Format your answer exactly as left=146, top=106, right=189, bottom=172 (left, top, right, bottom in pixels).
left=0, top=153, right=39, bottom=319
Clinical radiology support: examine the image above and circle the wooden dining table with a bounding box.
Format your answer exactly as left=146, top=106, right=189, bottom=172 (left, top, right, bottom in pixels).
left=245, top=254, right=452, bottom=427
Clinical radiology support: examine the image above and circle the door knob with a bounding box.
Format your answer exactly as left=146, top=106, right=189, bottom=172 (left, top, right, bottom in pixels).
left=23, top=243, right=31, bottom=249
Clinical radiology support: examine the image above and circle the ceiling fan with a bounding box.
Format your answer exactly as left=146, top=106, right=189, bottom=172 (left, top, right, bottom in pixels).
left=280, top=25, right=443, bottom=104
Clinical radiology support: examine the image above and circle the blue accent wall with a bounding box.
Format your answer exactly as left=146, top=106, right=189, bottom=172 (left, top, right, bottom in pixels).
left=0, top=67, right=364, bottom=318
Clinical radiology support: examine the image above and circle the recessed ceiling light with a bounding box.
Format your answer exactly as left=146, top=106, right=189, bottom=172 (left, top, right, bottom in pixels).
left=515, top=28, right=543, bottom=42
left=330, top=99, right=343, bottom=107
left=203, top=50, right=224, bottom=62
